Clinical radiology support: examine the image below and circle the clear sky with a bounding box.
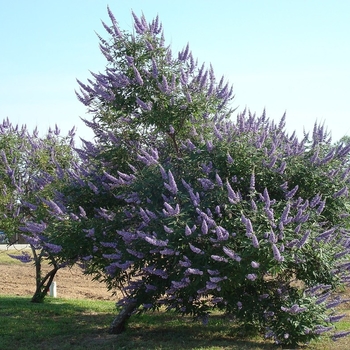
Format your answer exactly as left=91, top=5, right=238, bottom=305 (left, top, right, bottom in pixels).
left=1, top=0, right=350, bottom=142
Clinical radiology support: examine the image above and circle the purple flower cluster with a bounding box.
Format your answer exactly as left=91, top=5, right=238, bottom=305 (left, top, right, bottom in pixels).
left=44, top=242, right=62, bottom=254
left=281, top=304, right=308, bottom=314
left=162, top=202, right=180, bottom=216
left=8, top=251, right=32, bottom=263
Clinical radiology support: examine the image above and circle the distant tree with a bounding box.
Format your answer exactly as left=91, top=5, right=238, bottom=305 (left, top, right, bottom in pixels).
left=0, top=119, right=77, bottom=302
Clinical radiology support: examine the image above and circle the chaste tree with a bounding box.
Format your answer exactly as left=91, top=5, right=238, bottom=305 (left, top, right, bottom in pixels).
left=0, top=119, right=77, bottom=302
left=13, top=6, right=350, bottom=346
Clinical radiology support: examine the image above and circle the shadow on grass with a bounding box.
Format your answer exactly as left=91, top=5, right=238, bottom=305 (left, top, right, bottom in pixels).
left=0, top=296, right=278, bottom=350
left=113, top=328, right=277, bottom=350
left=104, top=313, right=278, bottom=350
left=0, top=295, right=116, bottom=350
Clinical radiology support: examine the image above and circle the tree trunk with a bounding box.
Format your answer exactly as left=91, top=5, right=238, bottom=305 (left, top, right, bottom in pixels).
left=31, top=248, right=60, bottom=303
left=31, top=267, right=58, bottom=303
left=109, top=300, right=138, bottom=334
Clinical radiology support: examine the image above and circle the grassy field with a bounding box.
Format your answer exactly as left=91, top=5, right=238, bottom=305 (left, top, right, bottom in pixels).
left=1, top=295, right=350, bottom=350
left=2, top=250, right=350, bottom=349
left=0, top=295, right=272, bottom=350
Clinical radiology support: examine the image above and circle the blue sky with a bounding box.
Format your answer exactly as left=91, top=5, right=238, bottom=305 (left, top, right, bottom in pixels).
left=1, top=0, right=350, bottom=142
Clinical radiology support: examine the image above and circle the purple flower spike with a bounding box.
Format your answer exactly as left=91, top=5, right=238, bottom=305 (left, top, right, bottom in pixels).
left=133, top=65, right=144, bottom=85
left=164, top=170, right=178, bottom=195
left=310, top=194, right=321, bottom=208
left=223, top=246, right=235, bottom=260
left=186, top=268, right=203, bottom=275
left=328, top=314, right=346, bottom=323
left=158, top=75, right=170, bottom=94
left=144, top=236, right=168, bottom=247
left=245, top=218, right=254, bottom=236
left=125, top=55, right=134, bottom=65
left=332, top=330, right=350, bottom=341
left=316, top=200, right=326, bottom=215
left=281, top=304, right=307, bottom=314
left=189, top=243, right=204, bottom=255
left=216, top=226, right=229, bottom=241
left=185, top=224, right=192, bottom=236
left=226, top=181, right=238, bottom=203
left=250, top=172, right=255, bottom=191
left=272, top=244, right=284, bottom=262
left=159, top=165, right=168, bottom=180
left=286, top=185, right=299, bottom=199
left=251, top=199, right=258, bottom=211
left=198, top=178, right=214, bottom=191
left=215, top=173, right=223, bottom=187
left=297, top=230, right=310, bottom=248
left=211, top=255, right=228, bottom=262
left=179, top=259, right=191, bottom=268
left=227, top=153, right=234, bottom=164
left=206, top=140, right=214, bottom=152
left=41, top=199, right=64, bottom=215
left=201, top=220, right=208, bottom=235
left=160, top=248, right=175, bottom=255
left=131, top=11, right=146, bottom=34
left=277, top=161, right=287, bottom=174
left=252, top=234, right=260, bottom=248
left=162, top=202, right=180, bottom=216
left=8, top=251, right=32, bottom=263
left=313, top=325, right=334, bottom=335
left=44, top=242, right=62, bottom=253
left=136, top=97, right=152, bottom=111
left=326, top=299, right=342, bottom=309
left=246, top=273, right=257, bottom=281
left=265, top=208, right=274, bottom=221
left=333, top=186, right=348, bottom=198
left=280, top=203, right=291, bottom=224
left=263, top=188, right=271, bottom=207
left=251, top=261, right=260, bottom=268
left=163, top=225, right=174, bottom=233
left=107, top=5, right=123, bottom=37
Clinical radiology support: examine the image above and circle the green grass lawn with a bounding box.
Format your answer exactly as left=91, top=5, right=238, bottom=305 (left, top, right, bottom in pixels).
left=1, top=295, right=350, bottom=350
left=0, top=295, right=274, bottom=350
left=2, top=249, right=350, bottom=349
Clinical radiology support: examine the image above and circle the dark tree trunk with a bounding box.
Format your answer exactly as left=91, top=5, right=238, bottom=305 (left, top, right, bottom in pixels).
left=109, top=300, right=138, bottom=334
left=31, top=267, right=59, bottom=303
left=30, top=247, right=60, bottom=303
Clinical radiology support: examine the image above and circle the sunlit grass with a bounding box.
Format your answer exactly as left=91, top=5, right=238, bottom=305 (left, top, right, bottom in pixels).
left=2, top=251, right=350, bottom=349
left=0, top=296, right=116, bottom=350
left=2, top=295, right=350, bottom=349
left=0, top=296, right=274, bottom=350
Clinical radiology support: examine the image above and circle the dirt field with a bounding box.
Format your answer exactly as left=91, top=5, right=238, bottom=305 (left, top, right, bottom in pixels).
left=0, top=263, right=119, bottom=301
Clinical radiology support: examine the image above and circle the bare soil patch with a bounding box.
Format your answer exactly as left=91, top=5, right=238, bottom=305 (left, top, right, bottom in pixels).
left=0, top=263, right=119, bottom=301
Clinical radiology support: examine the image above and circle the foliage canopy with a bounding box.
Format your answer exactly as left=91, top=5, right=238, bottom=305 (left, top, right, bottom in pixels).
left=3, top=6, right=350, bottom=347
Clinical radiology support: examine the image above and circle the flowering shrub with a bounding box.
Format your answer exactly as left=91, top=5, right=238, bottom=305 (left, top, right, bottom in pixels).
left=10, top=7, right=350, bottom=346
left=72, top=112, right=350, bottom=346
left=66, top=9, right=350, bottom=346
left=0, top=120, right=77, bottom=302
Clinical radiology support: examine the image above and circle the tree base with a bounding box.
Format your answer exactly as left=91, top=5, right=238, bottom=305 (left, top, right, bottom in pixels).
left=109, top=301, right=138, bottom=334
